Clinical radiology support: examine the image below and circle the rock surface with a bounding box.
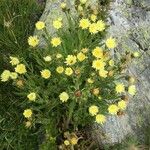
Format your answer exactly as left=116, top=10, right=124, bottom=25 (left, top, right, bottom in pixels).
left=37, top=0, right=150, bottom=145
left=96, top=0, right=150, bottom=144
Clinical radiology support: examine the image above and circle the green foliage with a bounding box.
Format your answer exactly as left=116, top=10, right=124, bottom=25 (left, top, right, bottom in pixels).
left=0, top=1, right=137, bottom=149
left=0, top=0, right=45, bottom=149
left=0, top=0, right=44, bottom=56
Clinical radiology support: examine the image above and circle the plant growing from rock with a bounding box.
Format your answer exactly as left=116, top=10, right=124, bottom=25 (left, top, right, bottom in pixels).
left=0, top=0, right=138, bottom=149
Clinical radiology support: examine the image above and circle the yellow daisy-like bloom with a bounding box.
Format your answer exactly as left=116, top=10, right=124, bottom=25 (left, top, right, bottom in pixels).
left=10, top=72, right=18, bottom=80
left=41, top=69, right=51, bottom=79
left=56, top=66, right=64, bottom=74
left=43, top=55, right=52, bottom=62
left=1, top=70, right=11, bottom=82
left=89, top=105, right=99, bottom=116
left=106, top=37, right=117, bottom=49
left=35, top=21, right=45, bottom=30
left=108, top=104, right=119, bottom=115
left=96, top=20, right=106, bottom=31
left=70, top=137, right=78, bottom=145
left=95, top=114, right=106, bottom=124
left=56, top=53, right=63, bottom=59
left=133, top=52, right=140, bottom=58
left=92, top=59, right=106, bottom=70
left=89, top=23, right=98, bottom=34
left=10, top=56, right=19, bottom=66
left=87, top=78, right=94, bottom=84
left=78, top=5, right=83, bottom=12
left=51, top=37, right=61, bottom=47
left=53, top=19, right=62, bottom=29
left=15, top=64, right=27, bottom=74
left=79, top=19, right=90, bottom=29
left=115, top=83, right=125, bottom=94
left=65, top=55, right=77, bottom=65
left=77, top=52, right=86, bottom=61
left=64, top=140, right=70, bottom=146
left=60, top=2, right=67, bottom=9
left=90, top=14, right=97, bottom=22
left=59, top=92, right=69, bottom=102
left=81, top=48, right=88, bottom=53
left=28, top=36, right=39, bottom=47
left=109, top=59, right=115, bottom=66
left=80, top=0, right=87, bottom=4
left=23, top=109, right=32, bottom=118
left=99, top=69, right=108, bottom=78
left=27, top=92, right=36, bottom=101
left=92, top=47, right=103, bottom=58
left=118, top=100, right=127, bottom=110
left=65, top=67, right=73, bottom=76
left=128, top=85, right=136, bottom=96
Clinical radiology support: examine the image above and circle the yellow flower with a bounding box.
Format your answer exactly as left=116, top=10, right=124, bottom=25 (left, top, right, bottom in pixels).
left=41, top=69, right=51, bottom=79
left=53, top=19, right=62, bottom=29
left=10, top=72, right=18, bottom=80
left=95, top=114, right=106, bottom=124
left=56, top=53, right=63, bottom=59
left=96, top=20, right=106, bottom=31
left=115, top=83, right=125, bottom=94
left=118, top=100, right=127, bottom=110
left=128, top=85, right=136, bottom=96
left=87, top=78, right=94, bottom=84
left=90, top=14, right=97, bottom=22
left=106, top=37, right=117, bottom=49
left=59, top=92, right=69, bottom=102
left=1, top=70, right=10, bottom=82
left=89, top=105, right=99, bottom=116
left=65, top=55, right=77, bottom=65
left=23, top=109, right=32, bottom=118
left=10, top=56, right=19, bottom=66
left=108, top=104, right=119, bottom=115
left=27, top=92, right=36, bottom=101
left=43, top=55, right=52, bottom=62
left=99, top=69, right=108, bottom=78
left=28, top=36, right=39, bottom=47
left=56, top=66, right=64, bottom=74
left=70, top=137, right=78, bottom=145
left=89, top=23, right=98, bottom=34
left=51, top=37, right=61, bottom=47
left=78, top=5, right=83, bottom=12
left=92, top=59, right=106, bottom=70
left=60, top=2, right=67, bottom=9
left=92, top=47, right=103, bottom=58
left=64, top=140, right=70, bottom=146
left=80, top=0, right=87, bottom=4
left=35, top=21, right=45, bottom=30
left=109, top=59, right=114, bottom=66
left=77, top=52, right=86, bottom=61
left=81, top=48, right=88, bottom=53
left=133, top=52, right=140, bottom=58
left=79, top=19, right=90, bottom=29
left=65, top=67, right=73, bottom=76
left=15, top=64, right=27, bottom=74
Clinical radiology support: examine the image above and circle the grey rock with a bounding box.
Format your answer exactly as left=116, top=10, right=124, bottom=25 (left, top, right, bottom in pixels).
left=97, top=0, right=150, bottom=144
